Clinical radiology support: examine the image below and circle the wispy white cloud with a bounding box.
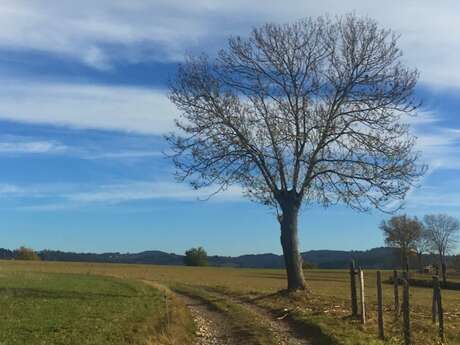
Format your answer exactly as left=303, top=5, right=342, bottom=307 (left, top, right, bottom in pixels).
left=3, top=1, right=460, bottom=87
left=403, top=179, right=460, bottom=215
left=1, top=2, right=459, bottom=135
left=0, top=134, right=165, bottom=160
left=1, top=1, right=460, bottom=87
left=415, top=126, right=460, bottom=171
left=83, top=150, right=163, bottom=160
left=0, top=181, right=244, bottom=210
left=0, top=184, right=25, bottom=196
left=0, top=81, right=178, bottom=134
left=0, top=140, right=67, bottom=154
left=0, top=183, right=66, bottom=198
left=403, top=111, right=439, bottom=126
left=67, top=182, right=243, bottom=204
left=407, top=193, right=460, bottom=209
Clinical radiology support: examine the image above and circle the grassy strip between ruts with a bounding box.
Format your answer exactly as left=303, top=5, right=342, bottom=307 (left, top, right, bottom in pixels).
left=0, top=271, right=194, bottom=345
left=201, top=285, right=386, bottom=345
left=171, top=283, right=280, bottom=345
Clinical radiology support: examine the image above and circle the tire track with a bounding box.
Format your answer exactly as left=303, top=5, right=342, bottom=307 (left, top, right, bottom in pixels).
left=179, top=294, right=238, bottom=345
left=204, top=289, right=311, bottom=345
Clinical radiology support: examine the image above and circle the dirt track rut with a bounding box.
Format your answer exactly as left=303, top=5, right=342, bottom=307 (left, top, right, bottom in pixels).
left=208, top=290, right=311, bottom=345
left=178, top=294, right=237, bottom=345
left=177, top=289, right=311, bottom=345
left=142, top=280, right=311, bottom=345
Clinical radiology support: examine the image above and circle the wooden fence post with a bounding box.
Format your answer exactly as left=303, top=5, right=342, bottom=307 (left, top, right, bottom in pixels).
left=393, top=270, right=399, bottom=318
left=402, top=276, right=411, bottom=345
left=359, top=268, right=366, bottom=324
left=164, top=292, right=170, bottom=329
left=350, top=260, right=358, bottom=317
left=433, top=276, right=445, bottom=342
left=377, top=271, right=384, bottom=339
left=441, top=263, right=447, bottom=287
left=432, top=276, right=438, bottom=323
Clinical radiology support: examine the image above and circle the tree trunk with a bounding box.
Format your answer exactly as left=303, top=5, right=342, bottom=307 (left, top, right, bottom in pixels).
left=440, top=255, right=447, bottom=286
left=401, top=246, right=409, bottom=272
left=417, top=253, right=423, bottom=273
left=279, top=196, right=307, bottom=291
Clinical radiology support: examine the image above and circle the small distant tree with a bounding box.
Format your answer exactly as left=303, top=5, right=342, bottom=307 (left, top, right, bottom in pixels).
left=424, top=214, right=460, bottom=284
left=184, top=247, right=208, bottom=266
left=380, top=215, right=423, bottom=271
left=452, top=255, right=460, bottom=272
left=14, top=246, right=41, bottom=261
left=302, top=261, right=318, bottom=269
left=413, top=230, right=431, bottom=273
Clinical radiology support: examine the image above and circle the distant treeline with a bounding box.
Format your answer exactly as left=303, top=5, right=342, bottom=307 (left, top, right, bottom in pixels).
left=0, top=246, right=446, bottom=269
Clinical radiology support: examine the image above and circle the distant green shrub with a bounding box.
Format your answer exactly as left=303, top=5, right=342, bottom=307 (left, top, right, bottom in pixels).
left=14, top=246, right=41, bottom=261
left=184, top=247, right=208, bottom=266
left=302, top=261, right=318, bottom=269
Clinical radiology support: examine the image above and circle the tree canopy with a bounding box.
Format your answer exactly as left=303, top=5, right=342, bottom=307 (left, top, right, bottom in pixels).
left=380, top=215, right=423, bottom=270
left=184, top=247, right=208, bottom=266
left=14, top=246, right=41, bottom=261
left=424, top=214, right=460, bottom=283
left=168, top=14, right=425, bottom=213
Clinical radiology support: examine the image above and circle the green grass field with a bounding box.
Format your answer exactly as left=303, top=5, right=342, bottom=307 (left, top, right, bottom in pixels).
left=0, top=269, right=193, bottom=345
left=1, top=260, right=460, bottom=344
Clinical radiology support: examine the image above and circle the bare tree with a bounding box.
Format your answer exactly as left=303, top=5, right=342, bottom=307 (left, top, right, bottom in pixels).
left=424, top=214, right=460, bottom=284
left=413, top=229, right=431, bottom=273
left=167, top=14, right=425, bottom=291
left=381, top=215, right=423, bottom=271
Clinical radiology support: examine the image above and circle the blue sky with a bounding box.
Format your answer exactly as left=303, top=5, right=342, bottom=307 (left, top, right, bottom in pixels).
left=2, top=1, right=460, bottom=256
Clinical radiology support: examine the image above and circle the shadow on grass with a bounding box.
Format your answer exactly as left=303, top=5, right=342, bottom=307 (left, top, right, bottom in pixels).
left=0, top=287, right=155, bottom=300
left=287, top=314, right=341, bottom=345
left=248, top=272, right=285, bottom=280
left=249, top=273, right=345, bottom=284
left=248, top=292, right=341, bottom=345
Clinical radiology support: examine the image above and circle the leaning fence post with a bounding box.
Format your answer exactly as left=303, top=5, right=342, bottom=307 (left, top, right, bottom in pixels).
left=377, top=271, right=384, bottom=339
left=433, top=276, right=445, bottom=342
left=402, top=275, right=411, bottom=345
left=432, top=276, right=438, bottom=323
left=393, top=270, right=399, bottom=318
left=350, top=260, right=358, bottom=317
left=359, top=268, right=366, bottom=324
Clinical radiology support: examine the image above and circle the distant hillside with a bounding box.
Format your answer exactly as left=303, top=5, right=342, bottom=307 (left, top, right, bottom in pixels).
left=301, top=247, right=399, bottom=269
left=0, top=246, right=405, bottom=269
left=39, top=250, right=184, bottom=265
left=208, top=253, right=285, bottom=268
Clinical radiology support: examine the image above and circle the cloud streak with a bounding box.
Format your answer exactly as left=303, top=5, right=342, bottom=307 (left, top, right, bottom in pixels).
left=0, top=81, right=178, bottom=134
left=415, top=126, right=460, bottom=171
left=68, top=182, right=243, bottom=204
left=0, top=140, right=67, bottom=154
left=0, top=181, right=244, bottom=210
left=2, top=1, right=460, bottom=87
